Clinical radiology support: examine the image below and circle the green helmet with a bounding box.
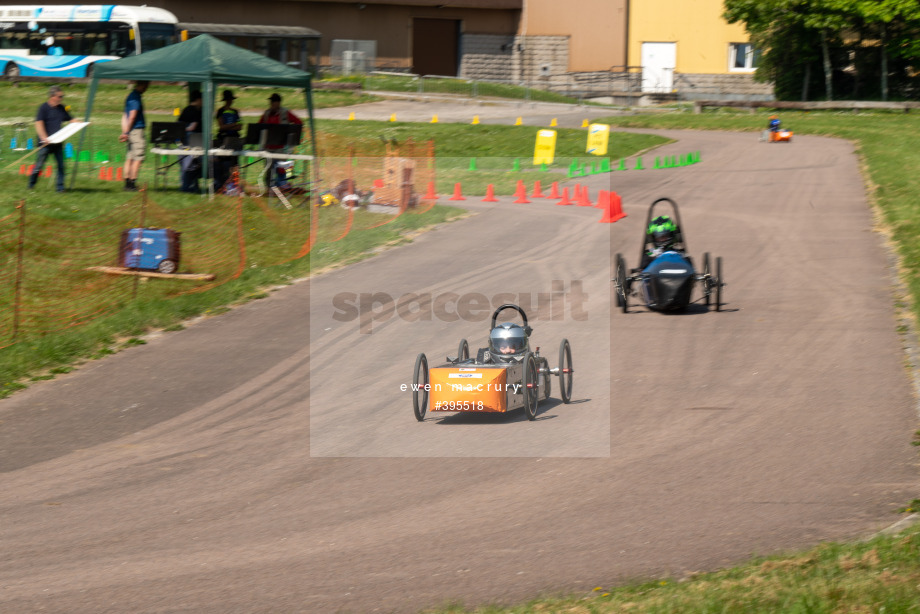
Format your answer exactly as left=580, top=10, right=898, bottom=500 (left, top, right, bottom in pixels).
left=648, top=215, right=677, bottom=248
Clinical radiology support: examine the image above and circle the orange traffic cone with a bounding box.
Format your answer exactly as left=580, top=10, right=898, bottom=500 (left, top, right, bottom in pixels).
left=27, top=164, right=34, bottom=175
left=578, top=186, right=593, bottom=206
left=556, top=187, right=573, bottom=206
left=448, top=182, right=466, bottom=201
left=532, top=180, right=546, bottom=198
left=482, top=184, right=499, bottom=202
left=599, top=191, right=627, bottom=223
left=44, top=166, right=52, bottom=177
left=424, top=181, right=437, bottom=199
left=106, top=166, right=114, bottom=181
left=612, top=192, right=627, bottom=220
left=549, top=181, right=561, bottom=199
left=513, top=180, right=530, bottom=203
left=19, top=164, right=26, bottom=175
left=373, top=178, right=385, bottom=188
left=596, top=190, right=609, bottom=210
left=99, top=167, right=106, bottom=180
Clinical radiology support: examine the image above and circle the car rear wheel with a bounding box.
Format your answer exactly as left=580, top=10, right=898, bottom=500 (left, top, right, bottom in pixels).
left=157, top=259, right=177, bottom=274
left=557, top=338, right=573, bottom=403
left=4, top=62, right=20, bottom=78
left=457, top=338, right=469, bottom=362
left=702, top=252, right=711, bottom=307
left=615, top=253, right=628, bottom=313
left=523, top=352, right=539, bottom=421
left=715, top=257, right=724, bottom=311
left=413, top=353, right=428, bottom=421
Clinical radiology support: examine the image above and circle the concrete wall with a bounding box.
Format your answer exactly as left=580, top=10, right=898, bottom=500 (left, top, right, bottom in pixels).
left=460, top=34, right=514, bottom=81
left=512, top=34, right=569, bottom=83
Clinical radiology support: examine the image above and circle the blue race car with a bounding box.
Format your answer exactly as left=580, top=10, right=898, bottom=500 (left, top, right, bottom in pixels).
left=613, top=197, right=724, bottom=313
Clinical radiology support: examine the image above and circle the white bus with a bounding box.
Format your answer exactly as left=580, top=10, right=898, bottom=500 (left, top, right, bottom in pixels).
left=0, top=5, right=177, bottom=78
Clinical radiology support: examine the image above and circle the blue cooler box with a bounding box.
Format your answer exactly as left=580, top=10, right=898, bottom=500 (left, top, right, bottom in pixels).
left=120, top=228, right=181, bottom=274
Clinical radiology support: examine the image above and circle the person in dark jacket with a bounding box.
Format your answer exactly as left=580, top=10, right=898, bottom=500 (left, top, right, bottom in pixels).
left=28, top=85, right=74, bottom=192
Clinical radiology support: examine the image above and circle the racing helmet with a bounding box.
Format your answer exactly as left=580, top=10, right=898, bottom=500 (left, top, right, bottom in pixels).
left=489, top=322, right=528, bottom=358
left=648, top=215, right=677, bottom=248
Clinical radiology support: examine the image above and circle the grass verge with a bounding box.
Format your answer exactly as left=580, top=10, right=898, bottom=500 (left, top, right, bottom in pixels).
left=424, top=520, right=920, bottom=613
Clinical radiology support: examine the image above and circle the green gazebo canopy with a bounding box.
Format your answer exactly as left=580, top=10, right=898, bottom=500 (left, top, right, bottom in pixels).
left=77, top=34, right=316, bottom=188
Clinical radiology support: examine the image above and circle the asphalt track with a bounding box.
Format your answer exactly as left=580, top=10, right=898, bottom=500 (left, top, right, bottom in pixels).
left=1, top=101, right=918, bottom=613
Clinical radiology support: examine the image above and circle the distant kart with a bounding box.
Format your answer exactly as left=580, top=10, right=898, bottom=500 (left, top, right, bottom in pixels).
left=412, top=304, right=574, bottom=422
left=613, top=197, right=725, bottom=313
left=761, top=128, right=793, bottom=142
left=771, top=128, right=793, bottom=142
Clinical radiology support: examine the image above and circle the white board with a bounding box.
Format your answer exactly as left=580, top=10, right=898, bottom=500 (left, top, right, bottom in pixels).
left=47, top=121, right=89, bottom=144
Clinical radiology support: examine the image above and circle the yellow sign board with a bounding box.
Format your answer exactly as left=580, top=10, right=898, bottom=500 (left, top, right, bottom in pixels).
left=586, top=123, right=610, bottom=156
left=533, top=129, right=557, bottom=165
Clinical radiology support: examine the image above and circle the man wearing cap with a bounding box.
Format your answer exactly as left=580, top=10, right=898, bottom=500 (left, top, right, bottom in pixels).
left=214, top=89, right=242, bottom=190
left=259, top=92, right=303, bottom=187
left=216, top=89, right=242, bottom=141
left=29, top=85, right=75, bottom=193
left=259, top=93, right=302, bottom=139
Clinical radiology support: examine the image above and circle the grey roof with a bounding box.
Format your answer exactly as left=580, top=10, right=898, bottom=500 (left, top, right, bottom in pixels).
left=177, top=22, right=321, bottom=38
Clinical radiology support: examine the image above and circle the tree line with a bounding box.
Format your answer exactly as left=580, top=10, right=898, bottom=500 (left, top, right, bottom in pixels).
left=723, top=0, right=920, bottom=101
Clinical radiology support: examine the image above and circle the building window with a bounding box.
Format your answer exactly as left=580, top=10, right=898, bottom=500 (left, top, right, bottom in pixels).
left=729, top=43, right=759, bottom=71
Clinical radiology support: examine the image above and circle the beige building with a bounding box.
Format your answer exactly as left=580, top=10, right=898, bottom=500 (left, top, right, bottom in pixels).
left=37, top=0, right=769, bottom=98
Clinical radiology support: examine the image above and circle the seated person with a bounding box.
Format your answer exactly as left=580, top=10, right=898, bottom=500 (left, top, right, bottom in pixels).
left=768, top=114, right=781, bottom=132
left=178, top=91, right=203, bottom=193
left=641, top=215, right=681, bottom=268
left=488, top=322, right=529, bottom=362
left=259, top=92, right=303, bottom=187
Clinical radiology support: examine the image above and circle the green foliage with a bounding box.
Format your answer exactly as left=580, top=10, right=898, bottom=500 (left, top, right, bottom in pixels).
left=724, top=0, right=920, bottom=101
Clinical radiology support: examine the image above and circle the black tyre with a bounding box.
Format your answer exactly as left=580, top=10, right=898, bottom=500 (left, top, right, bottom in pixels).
left=702, top=252, right=711, bottom=307
left=157, top=259, right=177, bottom=274
left=457, top=339, right=469, bottom=362
left=615, top=253, right=628, bottom=313
left=541, top=358, right=551, bottom=401
left=413, top=353, right=429, bottom=421
left=522, top=352, right=539, bottom=421
left=557, top=338, right=573, bottom=403
left=715, top=257, right=723, bottom=311
left=4, top=62, right=19, bottom=78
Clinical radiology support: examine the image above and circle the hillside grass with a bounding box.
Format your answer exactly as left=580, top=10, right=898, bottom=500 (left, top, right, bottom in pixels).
left=427, top=518, right=920, bottom=613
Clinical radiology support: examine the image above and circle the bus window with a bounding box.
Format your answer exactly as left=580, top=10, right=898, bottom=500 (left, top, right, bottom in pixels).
left=138, top=23, right=174, bottom=53
left=108, top=27, right=133, bottom=57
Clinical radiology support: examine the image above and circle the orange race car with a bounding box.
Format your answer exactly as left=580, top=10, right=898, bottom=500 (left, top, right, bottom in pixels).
left=411, top=304, right=574, bottom=422
left=762, top=115, right=793, bottom=142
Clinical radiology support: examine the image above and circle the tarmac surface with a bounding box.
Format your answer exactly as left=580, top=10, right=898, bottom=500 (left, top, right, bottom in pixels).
left=1, top=99, right=918, bottom=613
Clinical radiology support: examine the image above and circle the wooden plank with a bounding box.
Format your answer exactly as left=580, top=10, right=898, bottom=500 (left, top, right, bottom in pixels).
left=87, top=266, right=215, bottom=281
left=694, top=99, right=920, bottom=114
